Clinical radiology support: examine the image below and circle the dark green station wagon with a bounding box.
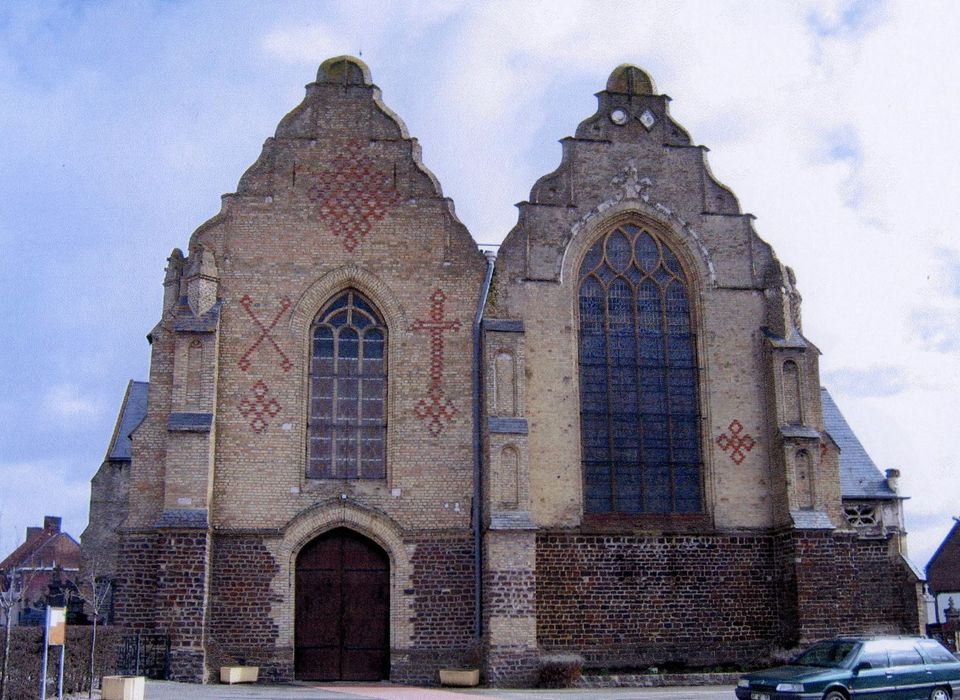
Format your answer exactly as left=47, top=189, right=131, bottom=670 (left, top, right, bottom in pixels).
left=735, top=637, right=960, bottom=700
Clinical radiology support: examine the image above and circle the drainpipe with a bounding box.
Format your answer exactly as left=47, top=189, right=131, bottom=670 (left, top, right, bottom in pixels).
left=472, top=250, right=496, bottom=641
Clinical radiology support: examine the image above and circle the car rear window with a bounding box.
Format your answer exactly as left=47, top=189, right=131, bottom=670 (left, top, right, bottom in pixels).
left=919, top=641, right=957, bottom=664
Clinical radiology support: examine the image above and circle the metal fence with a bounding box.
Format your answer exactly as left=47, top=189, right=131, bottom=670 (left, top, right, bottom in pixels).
left=115, top=632, right=170, bottom=679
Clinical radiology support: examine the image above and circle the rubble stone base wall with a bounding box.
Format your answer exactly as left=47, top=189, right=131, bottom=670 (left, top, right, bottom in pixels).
left=207, top=533, right=288, bottom=682
left=536, top=529, right=922, bottom=671
left=396, top=533, right=478, bottom=683
left=113, top=532, right=160, bottom=630
left=155, top=529, right=211, bottom=682
left=778, top=529, right=922, bottom=645
left=536, top=531, right=779, bottom=668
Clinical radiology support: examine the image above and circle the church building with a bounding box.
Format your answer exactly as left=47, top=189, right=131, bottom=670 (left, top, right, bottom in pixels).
left=82, top=57, right=924, bottom=686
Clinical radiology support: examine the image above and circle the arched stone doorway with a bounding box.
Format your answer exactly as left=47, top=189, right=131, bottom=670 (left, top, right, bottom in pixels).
left=295, top=527, right=390, bottom=680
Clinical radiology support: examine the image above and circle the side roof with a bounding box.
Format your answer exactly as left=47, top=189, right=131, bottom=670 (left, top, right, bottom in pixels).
left=820, top=387, right=897, bottom=500
left=105, top=380, right=149, bottom=462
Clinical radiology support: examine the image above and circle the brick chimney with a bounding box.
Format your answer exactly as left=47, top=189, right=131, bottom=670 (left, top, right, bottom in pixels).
left=26, top=526, right=41, bottom=540
left=43, top=516, right=62, bottom=532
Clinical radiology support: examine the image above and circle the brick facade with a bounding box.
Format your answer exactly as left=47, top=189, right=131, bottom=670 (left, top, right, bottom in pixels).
left=88, top=57, right=922, bottom=686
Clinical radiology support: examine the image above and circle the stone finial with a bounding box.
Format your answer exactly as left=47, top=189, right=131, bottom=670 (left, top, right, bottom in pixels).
left=163, top=248, right=185, bottom=313
left=885, top=468, right=900, bottom=494
left=785, top=266, right=803, bottom=333
left=184, top=245, right=219, bottom=317
left=317, top=55, right=372, bottom=87
left=606, top=64, right=656, bottom=95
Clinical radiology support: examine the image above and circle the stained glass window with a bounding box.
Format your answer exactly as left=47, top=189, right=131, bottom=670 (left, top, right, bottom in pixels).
left=308, top=290, right=386, bottom=479
left=578, top=223, right=702, bottom=514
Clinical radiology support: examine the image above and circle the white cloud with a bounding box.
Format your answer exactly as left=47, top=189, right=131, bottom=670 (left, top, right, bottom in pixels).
left=822, top=366, right=907, bottom=397
left=42, top=384, right=102, bottom=421
left=261, top=24, right=351, bottom=65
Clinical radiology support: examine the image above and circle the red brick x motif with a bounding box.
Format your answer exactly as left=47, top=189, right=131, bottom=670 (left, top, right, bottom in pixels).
left=716, top=419, right=756, bottom=465
left=411, top=288, right=462, bottom=437
left=239, top=381, right=280, bottom=433
left=308, top=140, right=401, bottom=252
left=238, top=295, right=292, bottom=372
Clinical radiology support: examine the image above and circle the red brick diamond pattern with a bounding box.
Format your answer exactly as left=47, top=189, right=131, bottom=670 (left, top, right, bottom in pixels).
left=238, top=295, right=292, bottom=372
left=412, top=289, right=462, bottom=437
left=716, top=419, right=756, bottom=465
left=308, top=140, right=401, bottom=252
left=239, top=381, right=281, bottom=433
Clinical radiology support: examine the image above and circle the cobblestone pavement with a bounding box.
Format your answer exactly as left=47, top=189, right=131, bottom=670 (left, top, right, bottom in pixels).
left=130, top=680, right=734, bottom=700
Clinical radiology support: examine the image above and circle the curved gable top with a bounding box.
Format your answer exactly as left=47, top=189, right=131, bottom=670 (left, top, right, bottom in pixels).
left=317, top=55, right=372, bottom=87
left=495, top=64, right=778, bottom=290
left=184, top=55, right=481, bottom=270
left=606, top=64, right=656, bottom=95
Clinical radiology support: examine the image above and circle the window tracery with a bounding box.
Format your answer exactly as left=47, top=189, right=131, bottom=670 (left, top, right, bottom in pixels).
left=843, top=503, right=878, bottom=527
left=578, top=223, right=702, bottom=514
left=308, top=289, right=386, bottom=479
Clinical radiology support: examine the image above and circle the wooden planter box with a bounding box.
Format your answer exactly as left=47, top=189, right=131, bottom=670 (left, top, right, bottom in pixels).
left=101, top=675, right=145, bottom=700
left=220, top=666, right=260, bottom=684
left=439, top=668, right=480, bottom=686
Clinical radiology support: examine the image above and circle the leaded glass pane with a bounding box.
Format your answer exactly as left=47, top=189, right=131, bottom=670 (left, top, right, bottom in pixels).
left=329, top=310, right=348, bottom=328
left=643, top=466, right=672, bottom=514
left=635, top=232, right=660, bottom=272
left=578, top=225, right=702, bottom=514
left=606, top=230, right=632, bottom=272
left=615, top=464, right=642, bottom=513
left=308, top=290, right=387, bottom=479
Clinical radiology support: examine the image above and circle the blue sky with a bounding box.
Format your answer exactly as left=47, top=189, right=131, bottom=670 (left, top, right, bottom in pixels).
left=1, top=1, right=957, bottom=573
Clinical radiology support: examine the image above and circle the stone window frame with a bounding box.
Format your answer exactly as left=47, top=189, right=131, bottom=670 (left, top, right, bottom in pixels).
left=574, top=217, right=706, bottom=518
left=307, top=289, right=388, bottom=479
left=289, top=264, right=408, bottom=487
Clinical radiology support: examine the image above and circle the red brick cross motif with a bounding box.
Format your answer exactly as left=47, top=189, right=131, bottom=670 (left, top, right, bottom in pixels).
left=716, top=419, right=756, bottom=465
left=238, top=295, right=292, bottom=372
left=308, top=140, right=401, bottom=252
left=412, top=289, right=462, bottom=437
left=239, top=381, right=280, bottom=433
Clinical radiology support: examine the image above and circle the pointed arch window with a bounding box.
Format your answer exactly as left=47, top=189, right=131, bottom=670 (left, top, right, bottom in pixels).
left=308, top=290, right=386, bottom=479
left=578, top=223, right=702, bottom=514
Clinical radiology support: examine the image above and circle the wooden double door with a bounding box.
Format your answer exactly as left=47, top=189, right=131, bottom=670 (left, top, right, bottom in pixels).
left=295, top=528, right=390, bottom=680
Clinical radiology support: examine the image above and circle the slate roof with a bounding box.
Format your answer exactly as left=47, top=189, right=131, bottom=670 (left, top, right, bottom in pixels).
left=820, top=387, right=897, bottom=500
left=106, top=380, right=149, bottom=461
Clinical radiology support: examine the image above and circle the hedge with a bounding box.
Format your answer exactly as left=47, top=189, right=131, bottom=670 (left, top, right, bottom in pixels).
left=0, top=626, right=123, bottom=700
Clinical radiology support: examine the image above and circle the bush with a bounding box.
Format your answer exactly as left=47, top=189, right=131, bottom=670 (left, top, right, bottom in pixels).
left=538, top=653, right=583, bottom=688
left=0, top=626, right=124, bottom=700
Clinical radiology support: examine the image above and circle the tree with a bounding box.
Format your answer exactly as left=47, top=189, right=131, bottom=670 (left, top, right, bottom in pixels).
left=0, top=564, right=37, bottom=700
left=75, top=561, right=113, bottom=699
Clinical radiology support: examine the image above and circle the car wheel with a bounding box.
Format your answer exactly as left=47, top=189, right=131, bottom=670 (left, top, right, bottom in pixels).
left=929, top=688, right=950, bottom=700
left=823, top=691, right=848, bottom=700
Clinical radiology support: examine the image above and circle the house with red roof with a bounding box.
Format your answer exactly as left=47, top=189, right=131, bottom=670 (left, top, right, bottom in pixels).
left=0, top=516, right=81, bottom=626
left=927, top=517, right=960, bottom=650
